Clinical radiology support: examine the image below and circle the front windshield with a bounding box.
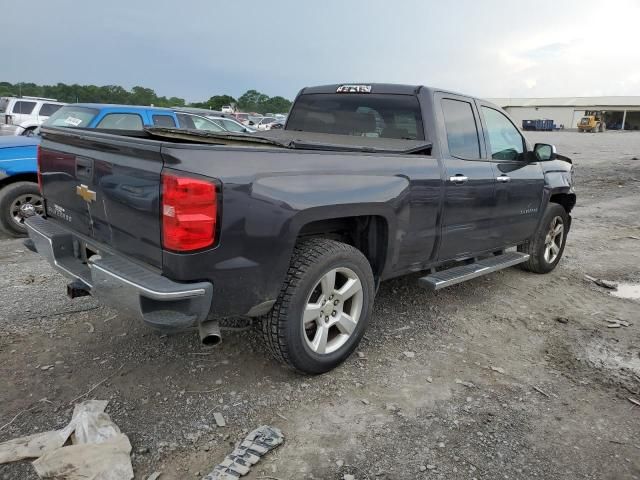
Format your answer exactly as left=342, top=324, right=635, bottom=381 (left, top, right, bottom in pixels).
left=44, top=106, right=99, bottom=128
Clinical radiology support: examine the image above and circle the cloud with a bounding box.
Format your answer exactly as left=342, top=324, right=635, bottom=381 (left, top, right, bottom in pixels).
left=1, top=0, right=639, bottom=101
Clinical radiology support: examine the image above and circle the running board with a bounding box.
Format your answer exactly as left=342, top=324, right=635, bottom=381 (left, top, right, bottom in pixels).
left=419, top=252, right=529, bottom=290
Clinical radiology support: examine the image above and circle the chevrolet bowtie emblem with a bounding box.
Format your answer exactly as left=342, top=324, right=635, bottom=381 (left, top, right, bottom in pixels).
left=76, top=184, right=96, bottom=203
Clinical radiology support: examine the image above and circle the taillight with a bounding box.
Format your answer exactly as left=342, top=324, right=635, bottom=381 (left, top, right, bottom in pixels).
left=161, top=172, right=218, bottom=252
left=36, top=145, right=43, bottom=192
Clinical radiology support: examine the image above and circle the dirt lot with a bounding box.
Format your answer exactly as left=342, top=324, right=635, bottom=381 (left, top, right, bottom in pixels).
left=1, top=131, right=639, bottom=480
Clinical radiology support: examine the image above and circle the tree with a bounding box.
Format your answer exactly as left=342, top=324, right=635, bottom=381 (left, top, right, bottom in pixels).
left=0, top=81, right=285, bottom=112
left=237, top=90, right=269, bottom=113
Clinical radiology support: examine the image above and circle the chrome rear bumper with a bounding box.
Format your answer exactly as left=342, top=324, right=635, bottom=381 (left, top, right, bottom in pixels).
left=25, top=215, right=213, bottom=331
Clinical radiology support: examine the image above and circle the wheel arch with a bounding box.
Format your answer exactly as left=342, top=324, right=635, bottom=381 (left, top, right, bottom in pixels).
left=549, top=192, right=576, bottom=214
left=0, top=173, right=38, bottom=190
left=295, top=214, right=390, bottom=282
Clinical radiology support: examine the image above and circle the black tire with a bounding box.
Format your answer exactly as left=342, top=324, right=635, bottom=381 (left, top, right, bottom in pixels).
left=22, top=127, right=37, bottom=137
left=0, top=182, right=43, bottom=237
left=518, top=203, right=569, bottom=273
left=260, top=238, right=375, bottom=374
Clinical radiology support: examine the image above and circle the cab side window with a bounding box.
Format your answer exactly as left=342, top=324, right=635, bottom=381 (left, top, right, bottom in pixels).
left=96, top=113, right=144, bottom=130
left=482, top=107, right=525, bottom=161
left=441, top=99, right=481, bottom=160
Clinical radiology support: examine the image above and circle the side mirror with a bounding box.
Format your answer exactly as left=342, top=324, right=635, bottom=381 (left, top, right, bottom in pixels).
left=533, top=143, right=557, bottom=162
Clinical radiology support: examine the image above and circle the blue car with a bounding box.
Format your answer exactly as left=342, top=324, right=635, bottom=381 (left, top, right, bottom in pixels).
left=0, top=104, right=220, bottom=237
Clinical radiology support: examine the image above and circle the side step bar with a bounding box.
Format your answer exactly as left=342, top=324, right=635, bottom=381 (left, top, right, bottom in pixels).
left=419, top=251, right=529, bottom=291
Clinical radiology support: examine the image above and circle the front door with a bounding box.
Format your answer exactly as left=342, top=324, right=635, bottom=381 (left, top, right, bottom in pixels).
left=435, top=94, right=497, bottom=261
left=478, top=104, right=545, bottom=245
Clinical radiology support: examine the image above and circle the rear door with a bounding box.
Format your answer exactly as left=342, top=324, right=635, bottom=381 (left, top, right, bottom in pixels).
left=435, top=93, right=498, bottom=260
left=477, top=103, right=545, bottom=245
left=39, top=130, right=165, bottom=268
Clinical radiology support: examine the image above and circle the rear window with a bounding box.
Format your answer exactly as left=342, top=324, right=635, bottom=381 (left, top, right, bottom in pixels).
left=39, top=103, right=63, bottom=117
left=0, top=98, right=9, bottom=113
left=153, top=114, right=176, bottom=127
left=44, top=106, right=99, bottom=128
left=12, top=101, right=37, bottom=115
left=286, top=93, right=424, bottom=140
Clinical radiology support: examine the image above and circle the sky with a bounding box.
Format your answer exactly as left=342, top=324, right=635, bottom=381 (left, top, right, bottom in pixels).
left=3, top=0, right=640, bottom=102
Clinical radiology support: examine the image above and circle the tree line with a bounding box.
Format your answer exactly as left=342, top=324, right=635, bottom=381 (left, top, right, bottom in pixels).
left=0, top=82, right=292, bottom=114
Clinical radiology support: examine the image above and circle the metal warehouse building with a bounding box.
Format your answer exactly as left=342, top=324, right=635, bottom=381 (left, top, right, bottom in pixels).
left=489, top=96, right=640, bottom=131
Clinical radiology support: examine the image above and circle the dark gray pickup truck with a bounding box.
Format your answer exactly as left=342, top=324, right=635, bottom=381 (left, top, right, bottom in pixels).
left=25, top=83, right=575, bottom=374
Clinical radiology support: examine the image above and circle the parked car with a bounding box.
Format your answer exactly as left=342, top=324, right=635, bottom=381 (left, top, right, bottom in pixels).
left=221, top=105, right=234, bottom=114
left=26, top=83, right=575, bottom=374
left=174, top=112, right=225, bottom=132
left=255, top=116, right=277, bottom=130
left=234, top=113, right=250, bottom=124
left=206, top=116, right=255, bottom=133
left=267, top=118, right=286, bottom=130
left=0, top=104, right=185, bottom=237
left=0, top=96, right=66, bottom=136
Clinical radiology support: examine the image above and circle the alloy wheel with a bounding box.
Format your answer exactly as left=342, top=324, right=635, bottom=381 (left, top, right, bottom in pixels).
left=302, top=267, right=363, bottom=355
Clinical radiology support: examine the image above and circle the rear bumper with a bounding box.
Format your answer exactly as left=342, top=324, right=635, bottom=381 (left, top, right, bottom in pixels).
left=25, top=215, right=213, bottom=331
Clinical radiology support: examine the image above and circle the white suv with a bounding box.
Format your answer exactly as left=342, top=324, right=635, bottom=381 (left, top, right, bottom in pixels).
left=0, top=96, right=66, bottom=136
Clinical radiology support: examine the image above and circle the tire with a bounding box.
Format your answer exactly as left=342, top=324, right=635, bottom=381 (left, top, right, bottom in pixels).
left=0, top=182, right=44, bottom=237
left=518, top=203, right=569, bottom=274
left=260, top=238, right=375, bottom=374
left=22, top=127, right=37, bottom=137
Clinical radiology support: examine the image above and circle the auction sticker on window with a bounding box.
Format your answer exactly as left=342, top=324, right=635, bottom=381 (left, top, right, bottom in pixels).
left=336, top=85, right=372, bottom=93
left=64, top=117, right=83, bottom=127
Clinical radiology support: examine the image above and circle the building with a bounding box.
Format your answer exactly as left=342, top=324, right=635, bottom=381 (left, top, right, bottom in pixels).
left=489, top=96, right=640, bottom=131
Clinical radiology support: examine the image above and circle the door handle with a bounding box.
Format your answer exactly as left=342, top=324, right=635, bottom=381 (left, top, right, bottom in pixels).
left=449, top=175, right=469, bottom=184
left=496, top=175, right=511, bottom=183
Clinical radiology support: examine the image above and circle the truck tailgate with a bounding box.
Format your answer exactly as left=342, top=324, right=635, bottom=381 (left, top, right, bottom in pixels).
left=38, top=129, right=165, bottom=269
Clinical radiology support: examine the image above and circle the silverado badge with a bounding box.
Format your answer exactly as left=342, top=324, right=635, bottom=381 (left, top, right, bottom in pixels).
left=76, top=184, right=96, bottom=203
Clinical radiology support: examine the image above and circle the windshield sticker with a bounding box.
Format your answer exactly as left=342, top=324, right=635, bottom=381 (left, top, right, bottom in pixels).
left=336, top=85, right=372, bottom=93
left=63, top=117, right=83, bottom=127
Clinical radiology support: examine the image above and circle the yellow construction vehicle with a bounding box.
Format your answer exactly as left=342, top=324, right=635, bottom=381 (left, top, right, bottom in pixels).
left=577, top=110, right=605, bottom=132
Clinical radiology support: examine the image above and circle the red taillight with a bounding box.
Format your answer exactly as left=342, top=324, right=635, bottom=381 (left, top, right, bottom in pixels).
left=161, top=172, right=218, bottom=252
left=36, top=145, right=43, bottom=192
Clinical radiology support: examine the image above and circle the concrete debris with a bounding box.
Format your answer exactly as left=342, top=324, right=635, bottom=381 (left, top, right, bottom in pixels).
left=402, top=351, right=415, bottom=358
left=201, top=425, right=283, bottom=480
left=213, top=413, right=226, bottom=428
left=490, top=366, right=506, bottom=374
left=146, top=472, right=162, bottom=480
left=0, top=400, right=133, bottom=479
left=343, top=475, right=355, bottom=480
left=426, top=376, right=433, bottom=383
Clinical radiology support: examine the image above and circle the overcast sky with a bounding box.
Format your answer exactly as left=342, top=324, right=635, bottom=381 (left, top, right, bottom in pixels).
left=3, top=0, right=639, bottom=102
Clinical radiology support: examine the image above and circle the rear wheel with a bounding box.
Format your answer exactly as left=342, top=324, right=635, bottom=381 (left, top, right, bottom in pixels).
left=518, top=203, right=568, bottom=273
left=0, top=182, right=43, bottom=237
left=260, top=238, right=375, bottom=374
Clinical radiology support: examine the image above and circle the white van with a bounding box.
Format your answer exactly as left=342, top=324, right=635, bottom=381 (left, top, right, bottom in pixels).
left=0, top=96, right=66, bottom=136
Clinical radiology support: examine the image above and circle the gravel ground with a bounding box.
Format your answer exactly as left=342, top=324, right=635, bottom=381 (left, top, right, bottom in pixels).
left=1, top=131, right=639, bottom=480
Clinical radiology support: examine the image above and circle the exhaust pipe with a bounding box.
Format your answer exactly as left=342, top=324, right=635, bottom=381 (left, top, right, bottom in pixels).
left=198, top=320, right=222, bottom=347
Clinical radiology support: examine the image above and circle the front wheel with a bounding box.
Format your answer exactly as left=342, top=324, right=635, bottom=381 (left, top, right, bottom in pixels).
left=518, top=203, right=569, bottom=273
left=0, top=182, right=44, bottom=237
left=260, top=238, right=375, bottom=374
